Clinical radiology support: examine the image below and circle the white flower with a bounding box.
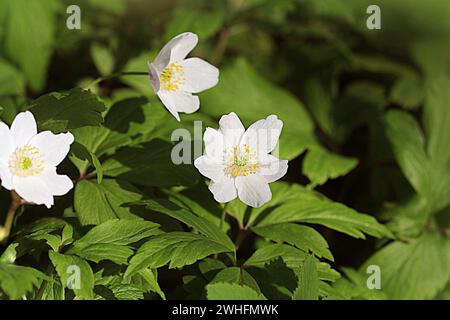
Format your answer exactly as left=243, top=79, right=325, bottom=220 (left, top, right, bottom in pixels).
left=148, top=32, right=219, bottom=121
left=0, top=111, right=74, bottom=208
left=194, top=112, right=288, bottom=208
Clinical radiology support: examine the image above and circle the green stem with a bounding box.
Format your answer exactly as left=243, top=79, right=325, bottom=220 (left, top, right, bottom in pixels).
left=85, top=71, right=149, bottom=88
left=0, top=191, right=23, bottom=244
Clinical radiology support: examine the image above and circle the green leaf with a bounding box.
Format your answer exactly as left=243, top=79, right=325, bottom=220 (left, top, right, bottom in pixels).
left=2, top=0, right=58, bottom=91
left=91, top=43, right=115, bottom=76
left=48, top=251, right=95, bottom=300
left=256, top=186, right=391, bottom=239
left=165, top=8, right=224, bottom=41
left=67, top=219, right=160, bottom=264
left=385, top=110, right=431, bottom=196
left=18, top=217, right=74, bottom=251
left=30, top=88, right=106, bottom=133
left=41, top=275, right=65, bottom=300
left=327, top=268, right=387, bottom=300
left=136, top=199, right=235, bottom=252
left=210, top=267, right=261, bottom=293
left=303, top=146, right=358, bottom=187
left=201, top=58, right=316, bottom=160
left=74, top=179, right=143, bottom=225
left=69, top=142, right=104, bottom=183
left=252, top=223, right=333, bottom=261
left=423, top=76, right=450, bottom=167
left=0, top=59, right=24, bottom=96
left=102, top=139, right=199, bottom=187
left=0, top=243, right=19, bottom=264
left=303, top=78, right=334, bottom=135
left=0, top=243, right=47, bottom=299
left=135, top=268, right=166, bottom=300
left=125, top=232, right=232, bottom=278
left=389, top=71, right=424, bottom=109
left=206, top=282, right=267, bottom=300
left=0, top=264, right=46, bottom=299
left=244, top=244, right=340, bottom=282
left=292, top=255, right=319, bottom=300
left=246, top=257, right=298, bottom=299
left=361, top=232, right=450, bottom=299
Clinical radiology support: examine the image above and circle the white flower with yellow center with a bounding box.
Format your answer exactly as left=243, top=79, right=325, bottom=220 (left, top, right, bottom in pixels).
left=148, top=32, right=219, bottom=121
left=194, top=112, right=288, bottom=208
left=0, top=111, right=74, bottom=208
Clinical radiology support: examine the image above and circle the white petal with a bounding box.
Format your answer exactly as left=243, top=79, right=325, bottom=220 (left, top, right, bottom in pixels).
left=0, top=122, right=14, bottom=166
left=235, top=175, right=272, bottom=208
left=41, top=167, right=73, bottom=196
left=13, top=175, right=54, bottom=208
left=179, top=58, right=219, bottom=93
left=11, top=111, right=37, bottom=148
left=219, top=112, right=245, bottom=150
left=153, top=32, right=198, bottom=70
left=259, top=155, right=288, bottom=183
left=240, top=115, right=283, bottom=156
left=194, top=155, right=224, bottom=182
left=0, top=165, right=13, bottom=190
left=203, top=127, right=224, bottom=161
left=28, top=131, right=74, bottom=167
left=157, top=90, right=199, bottom=122
left=147, top=62, right=160, bottom=92
left=209, top=175, right=237, bottom=203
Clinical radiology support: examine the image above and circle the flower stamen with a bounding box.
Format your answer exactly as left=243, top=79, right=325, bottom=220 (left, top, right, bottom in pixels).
left=160, top=63, right=186, bottom=92
left=224, top=144, right=260, bottom=177
left=9, top=145, right=45, bottom=177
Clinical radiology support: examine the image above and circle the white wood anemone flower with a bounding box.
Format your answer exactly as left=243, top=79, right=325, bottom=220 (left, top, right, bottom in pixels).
left=194, top=112, right=289, bottom=208
left=0, top=111, right=74, bottom=208
left=148, top=32, right=219, bottom=121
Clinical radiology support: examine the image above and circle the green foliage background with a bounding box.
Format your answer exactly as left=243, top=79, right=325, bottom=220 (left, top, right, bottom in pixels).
left=0, top=0, right=449, bottom=300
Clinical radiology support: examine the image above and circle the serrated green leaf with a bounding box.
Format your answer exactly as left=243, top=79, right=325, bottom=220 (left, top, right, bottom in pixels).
left=252, top=223, right=333, bottom=261
left=48, top=251, right=94, bottom=300
left=125, top=232, right=231, bottom=278
left=0, top=264, right=46, bottom=299
left=18, top=218, right=74, bottom=252
left=67, top=219, right=160, bottom=264
left=256, top=186, right=391, bottom=239
left=135, top=198, right=235, bottom=252
left=207, top=282, right=267, bottom=300
left=74, top=179, right=143, bottom=225
left=244, top=243, right=340, bottom=282
left=361, top=232, right=450, bottom=299
left=210, top=267, right=261, bottom=293
left=30, top=88, right=106, bottom=133
left=303, top=146, right=358, bottom=187
left=102, top=139, right=199, bottom=187
left=292, top=255, right=319, bottom=300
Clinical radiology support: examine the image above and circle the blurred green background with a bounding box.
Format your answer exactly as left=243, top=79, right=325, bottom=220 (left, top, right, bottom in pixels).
left=1, top=0, right=450, bottom=299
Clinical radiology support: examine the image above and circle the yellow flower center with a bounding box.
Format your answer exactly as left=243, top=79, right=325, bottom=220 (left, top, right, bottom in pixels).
left=159, top=63, right=186, bottom=92
left=224, top=144, right=260, bottom=177
left=9, top=145, right=45, bottom=177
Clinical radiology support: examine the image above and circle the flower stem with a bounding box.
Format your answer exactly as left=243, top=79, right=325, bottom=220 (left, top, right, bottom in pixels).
left=0, top=191, right=22, bottom=244
left=85, top=71, right=149, bottom=88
